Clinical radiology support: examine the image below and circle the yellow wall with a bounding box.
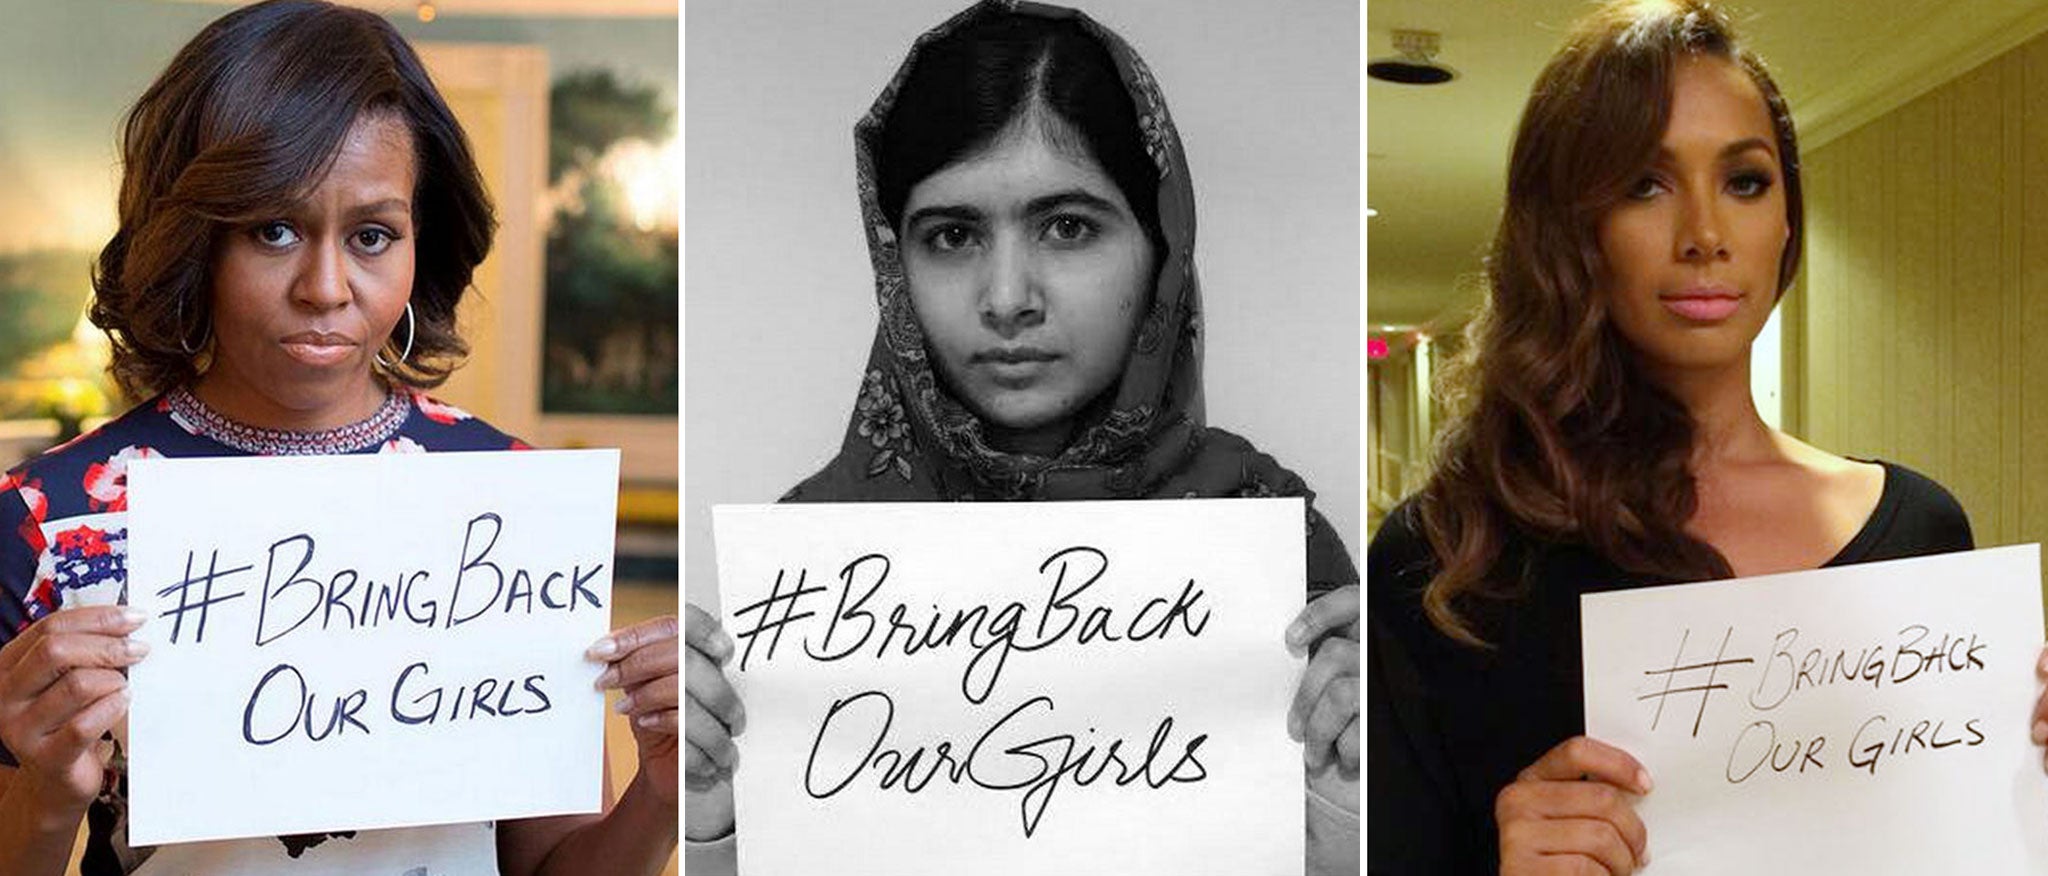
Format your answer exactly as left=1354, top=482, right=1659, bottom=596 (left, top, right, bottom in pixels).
left=437, top=88, right=510, bottom=424
left=1796, top=36, right=2047, bottom=550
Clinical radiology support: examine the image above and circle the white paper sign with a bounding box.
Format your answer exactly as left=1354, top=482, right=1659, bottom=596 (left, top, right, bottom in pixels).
left=1583, top=544, right=2048, bottom=872
left=712, top=499, right=1307, bottom=876
left=125, top=450, right=619, bottom=845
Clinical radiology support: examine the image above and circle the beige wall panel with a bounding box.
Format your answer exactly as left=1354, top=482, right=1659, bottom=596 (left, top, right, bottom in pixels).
left=1780, top=268, right=1807, bottom=438
left=435, top=90, right=508, bottom=423
left=1838, top=126, right=1886, bottom=454
left=1929, top=90, right=1960, bottom=487
left=1810, top=135, right=1842, bottom=453
left=2023, top=38, right=2048, bottom=544
left=1936, top=92, right=1960, bottom=483
left=1950, top=61, right=2006, bottom=545
left=1892, top=96, right=1943, bottom=474
left=1856, top=123, right=1884, bottom=454
left=1798, top=30, right=2048, bottom=583
left=1879, top=123, right=1901, bottom=455
left=1811, top=145, right=1843, bottom=452
left=2002, top=51, right=2027, bottom=539
left=1829, top=128, right=1862, bottom=454
left=1810, top=151, right=1843, bottom=448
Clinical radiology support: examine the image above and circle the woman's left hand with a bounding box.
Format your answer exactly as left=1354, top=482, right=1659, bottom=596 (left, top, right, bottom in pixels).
left=1287, top=585, right=1360, bottom=779
left=592, top=616, right=681, bottom=807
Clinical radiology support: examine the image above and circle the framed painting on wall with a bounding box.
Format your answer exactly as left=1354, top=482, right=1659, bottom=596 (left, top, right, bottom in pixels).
left=419, top=43, right=677, bottom=484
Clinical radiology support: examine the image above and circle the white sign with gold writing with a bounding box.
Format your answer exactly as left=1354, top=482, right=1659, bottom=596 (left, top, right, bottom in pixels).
left=1583, top=544, right=2048, bottom=872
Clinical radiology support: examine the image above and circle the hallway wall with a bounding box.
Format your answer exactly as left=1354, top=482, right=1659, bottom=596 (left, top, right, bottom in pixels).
left=1797, top=34, right=2048, bottom=558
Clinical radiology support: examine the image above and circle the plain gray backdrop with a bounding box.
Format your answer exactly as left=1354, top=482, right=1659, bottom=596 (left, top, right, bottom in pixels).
left=683, top=0, right=1361, bottom=609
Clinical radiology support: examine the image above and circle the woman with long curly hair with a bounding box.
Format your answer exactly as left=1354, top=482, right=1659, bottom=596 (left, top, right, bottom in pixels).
left=1366, top=2, right=1974, bottom=873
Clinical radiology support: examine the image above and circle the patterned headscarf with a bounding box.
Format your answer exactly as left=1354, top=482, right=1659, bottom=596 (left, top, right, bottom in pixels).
left=784, top=0, right=1355, bottom=593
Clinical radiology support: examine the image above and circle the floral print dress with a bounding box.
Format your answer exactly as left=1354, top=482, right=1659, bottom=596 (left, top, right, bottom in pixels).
left=0, top=386, right=525, bottom=875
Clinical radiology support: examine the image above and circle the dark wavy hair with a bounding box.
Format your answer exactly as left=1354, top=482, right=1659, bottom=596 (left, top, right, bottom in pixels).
left=875, top=7, right=1161, bottom=251
left=91, top=0, right=495, bottom=400
left=1418, top=0, right=1804, bottom=646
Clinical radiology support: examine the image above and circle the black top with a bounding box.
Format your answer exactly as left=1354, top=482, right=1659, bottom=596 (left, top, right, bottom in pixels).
left=1366, top=461, right=1974, bottom=875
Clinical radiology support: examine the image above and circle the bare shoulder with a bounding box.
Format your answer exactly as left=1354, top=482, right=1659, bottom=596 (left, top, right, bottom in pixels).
left=1766, top=433, right=1976, bottom=556
left=1767, top=432, right=1886, bottom=528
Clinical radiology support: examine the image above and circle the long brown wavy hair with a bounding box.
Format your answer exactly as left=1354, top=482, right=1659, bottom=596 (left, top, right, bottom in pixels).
left=1418, top=0, right=1804, bottom=646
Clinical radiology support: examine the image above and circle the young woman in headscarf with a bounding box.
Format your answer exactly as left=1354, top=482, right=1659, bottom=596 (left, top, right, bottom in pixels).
left=1367, top=2, right=1978, bottom=873
left=683, top=1, right=1359, bottom=872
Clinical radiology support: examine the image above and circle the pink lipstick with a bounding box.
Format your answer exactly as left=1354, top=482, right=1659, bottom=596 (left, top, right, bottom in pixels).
left=1660, top=287, right=1742, bottom=322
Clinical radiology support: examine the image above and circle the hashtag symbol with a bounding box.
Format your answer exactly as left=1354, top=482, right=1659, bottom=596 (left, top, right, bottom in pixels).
left=157, top=549, right=251, bottom=645
left=1638, top=627, right=1754, bottom=738
left=730, top=568, right=826, bottom=671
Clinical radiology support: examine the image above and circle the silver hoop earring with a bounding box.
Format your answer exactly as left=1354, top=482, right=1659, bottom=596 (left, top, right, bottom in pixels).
left=175, top=294, right=210, bottom=356
left=376, top=301, right=417, bottom=369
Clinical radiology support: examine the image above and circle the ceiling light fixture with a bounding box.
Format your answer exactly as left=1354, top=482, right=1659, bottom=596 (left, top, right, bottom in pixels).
left=1369, top=30, right=1456, bottom=86
left=417, top=1, right=437, bottom=23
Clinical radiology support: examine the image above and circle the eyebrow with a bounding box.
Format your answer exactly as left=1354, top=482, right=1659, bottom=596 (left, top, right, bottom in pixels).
left=1719, top=137, right=1775, bottom=160
left=903, top=204, right=985, bottom=228
left=344, top=197, right=412, bottom=220
left=1656, top=137, right=1776, bottom=162
left=902, top=188, right=1124, bottom=229
left=1022, top=188, right=1120, bottom=217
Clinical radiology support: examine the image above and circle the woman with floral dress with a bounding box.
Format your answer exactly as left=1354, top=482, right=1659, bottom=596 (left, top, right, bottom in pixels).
left=0, top=2, right=679, bottom=873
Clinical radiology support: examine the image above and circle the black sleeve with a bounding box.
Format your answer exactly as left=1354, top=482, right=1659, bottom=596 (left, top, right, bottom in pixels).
left=1366, top=501, right=1471, bottom=875
left=1866, top=463, right=1975, bottom=559
left=1896, top=465, right=1974, bottom=552
left=1306, top=504, right=1358, bottom=599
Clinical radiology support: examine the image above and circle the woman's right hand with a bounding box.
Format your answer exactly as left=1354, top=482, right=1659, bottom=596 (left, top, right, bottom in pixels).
left=1496, top=736, right=1652, bottom=875
left=683, top=602, right=745, bottom=842
left=0, top=605, right=146, bottom=817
